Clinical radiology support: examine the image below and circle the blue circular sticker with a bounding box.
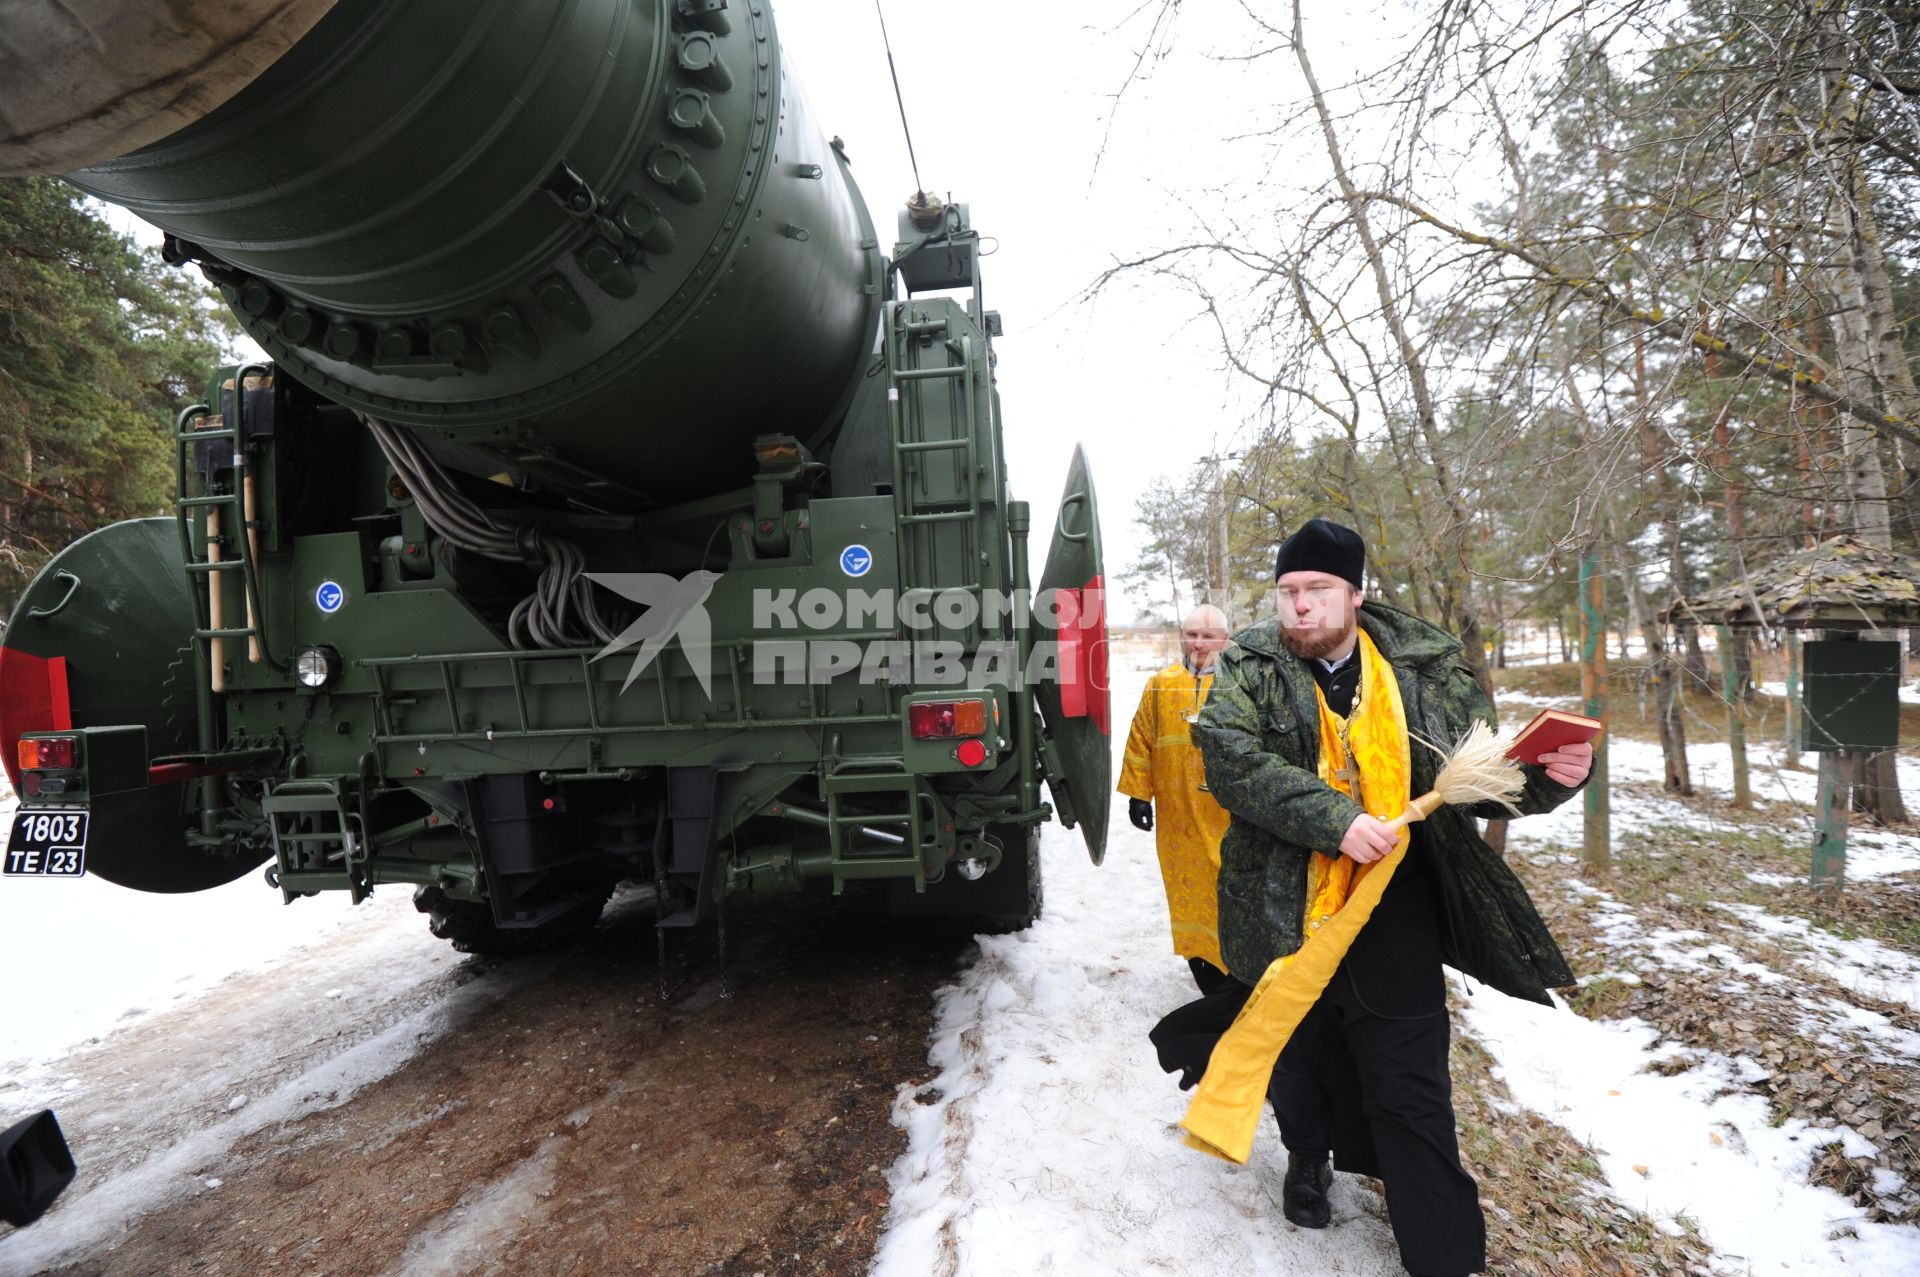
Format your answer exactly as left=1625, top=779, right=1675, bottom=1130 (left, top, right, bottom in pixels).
left=839, top=544, right=874, bottom=578
left=314, top=580, right=347, bottom=614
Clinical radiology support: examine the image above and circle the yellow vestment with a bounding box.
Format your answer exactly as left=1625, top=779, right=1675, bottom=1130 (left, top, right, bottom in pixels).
left=1179, top=629, right=1413, bottom=1164
left=1118, top=662, right=1232, bottom=970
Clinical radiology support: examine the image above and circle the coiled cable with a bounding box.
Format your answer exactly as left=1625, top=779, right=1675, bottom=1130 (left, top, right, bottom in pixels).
left=362, top=416, right=617, bottom=650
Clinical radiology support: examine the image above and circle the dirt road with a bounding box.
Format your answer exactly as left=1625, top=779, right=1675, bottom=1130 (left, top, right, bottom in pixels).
left=8, top=885, right=972, bottom=1277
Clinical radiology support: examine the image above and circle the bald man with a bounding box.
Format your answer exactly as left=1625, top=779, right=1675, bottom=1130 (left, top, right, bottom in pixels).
left=1119, top=605, right=1235, bottom=991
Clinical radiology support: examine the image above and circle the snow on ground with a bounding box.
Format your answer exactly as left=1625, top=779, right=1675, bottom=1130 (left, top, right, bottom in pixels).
left=1473, top=732, right=1920, bottom=1271
left=871, top=657, right=1920, bottom=1275
left=1715, top=903, right=1920, bottom=1015
left=1465, top=991, right=1918, bottom=1275
left=872, top=657, right=1408, bottom=1276
left=9, top=648, right=1920, bottom=1274
left=0, top=786, right=475, bottom=1273
left=0, top=787, right=430, bottom=1066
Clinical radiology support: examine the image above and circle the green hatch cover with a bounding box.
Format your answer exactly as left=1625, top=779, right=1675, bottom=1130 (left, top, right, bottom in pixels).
left=0, top=518, right=263, bottom=892
left=1033, top=445, right=1111, bottom=864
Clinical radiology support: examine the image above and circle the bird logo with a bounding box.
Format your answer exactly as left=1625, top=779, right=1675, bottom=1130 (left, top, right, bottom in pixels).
left=584, top=570, right=722, bottom=696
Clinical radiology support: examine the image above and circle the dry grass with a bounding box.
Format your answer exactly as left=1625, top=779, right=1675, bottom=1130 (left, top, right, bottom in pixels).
left=1451, top=1030, right=1718, bottom=1276
left=1496, top=759, right=1920, bottom=1233
left=1468, top=656, right=1920, bottom=1251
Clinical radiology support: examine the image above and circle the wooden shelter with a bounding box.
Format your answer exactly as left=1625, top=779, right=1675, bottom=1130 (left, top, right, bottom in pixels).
left=1662, top=535, right=1920, bottom=632
left=1663, top=535, right=1920, bottom=891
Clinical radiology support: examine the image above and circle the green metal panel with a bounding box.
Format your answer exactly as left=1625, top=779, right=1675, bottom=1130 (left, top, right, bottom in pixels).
left=0, top=520, right=266, bottom=891
left=68, top=0, right=885, bottom=509
left=1033, top=445, right=1111, bottom=864
left=1800, top=640, right=1900, bottom=753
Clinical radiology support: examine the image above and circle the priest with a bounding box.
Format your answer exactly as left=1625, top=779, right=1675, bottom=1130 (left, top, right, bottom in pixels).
left=1155, top=517, right=1593, bottom=1277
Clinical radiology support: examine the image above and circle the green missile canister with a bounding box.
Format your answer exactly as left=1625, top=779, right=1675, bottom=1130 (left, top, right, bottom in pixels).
left=64, top=0, right=885, bottom=507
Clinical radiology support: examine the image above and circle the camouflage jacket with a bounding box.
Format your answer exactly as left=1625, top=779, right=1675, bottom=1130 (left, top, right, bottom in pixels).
left=1191, top=603, right=1579, bottom=1005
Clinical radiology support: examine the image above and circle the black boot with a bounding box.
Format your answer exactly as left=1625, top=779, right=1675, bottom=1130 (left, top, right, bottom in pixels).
left=1282, top=1149, right=1333, bottom=1228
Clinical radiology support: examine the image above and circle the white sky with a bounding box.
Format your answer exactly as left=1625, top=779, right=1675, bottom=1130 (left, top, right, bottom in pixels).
left=779, top=0, right=1296, bottom=620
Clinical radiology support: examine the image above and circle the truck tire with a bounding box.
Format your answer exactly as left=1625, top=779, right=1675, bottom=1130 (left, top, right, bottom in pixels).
left=412, top=884, right=610, bottom=957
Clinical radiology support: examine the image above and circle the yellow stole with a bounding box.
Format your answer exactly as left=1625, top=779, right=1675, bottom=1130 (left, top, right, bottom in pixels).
left=1178, top=628, right=1412, bottom=1165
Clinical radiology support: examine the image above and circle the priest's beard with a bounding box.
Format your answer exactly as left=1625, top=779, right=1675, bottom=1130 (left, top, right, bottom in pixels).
left=1279, top=621, right=1355, bottom=661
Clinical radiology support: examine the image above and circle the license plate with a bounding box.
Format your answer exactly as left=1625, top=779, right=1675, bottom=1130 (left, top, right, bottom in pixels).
left=4, top=808, right=88, bottom=877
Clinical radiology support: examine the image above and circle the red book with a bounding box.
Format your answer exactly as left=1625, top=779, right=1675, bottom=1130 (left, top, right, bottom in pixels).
left=1504, top=708, right=1603, bottom=764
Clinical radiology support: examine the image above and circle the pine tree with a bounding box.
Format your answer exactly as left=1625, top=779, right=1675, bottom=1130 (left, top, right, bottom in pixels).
left=0, top=177, right=233, bottom=611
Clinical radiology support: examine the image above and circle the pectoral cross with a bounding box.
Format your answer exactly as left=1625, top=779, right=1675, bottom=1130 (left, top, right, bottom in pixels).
left=1333, top=755, right=1362, bottom=793
left=1333, top=732, right=1364, bottom=805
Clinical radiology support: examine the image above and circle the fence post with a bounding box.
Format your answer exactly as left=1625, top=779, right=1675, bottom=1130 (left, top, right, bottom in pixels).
left=1812, top=750, right=1849, bottom=890
left=1718, top=626, right=1752, bottom=808
left=1783, top=633, right=1801, bottom=766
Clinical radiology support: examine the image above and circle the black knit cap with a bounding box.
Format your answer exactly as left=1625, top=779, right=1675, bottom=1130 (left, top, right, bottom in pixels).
left=1274, top=517, right=1365, bottom=587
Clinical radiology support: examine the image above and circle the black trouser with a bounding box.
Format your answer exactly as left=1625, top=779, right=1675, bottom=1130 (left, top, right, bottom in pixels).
left=1188, top=956, right=1229, bottom=995
left=1272, top=979, right=1485, bottom=1276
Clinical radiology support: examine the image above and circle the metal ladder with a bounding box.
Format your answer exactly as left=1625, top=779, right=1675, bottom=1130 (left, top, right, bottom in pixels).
left=883, top=303, right=986, bottom=643
left=264, top=778, right=370, bottom=903
left=819, top=763, right=933, bottom=892
left=173, top=364, right=276, bottom=689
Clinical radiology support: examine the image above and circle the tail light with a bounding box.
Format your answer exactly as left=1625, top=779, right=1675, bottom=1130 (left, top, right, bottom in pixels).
left=18, top=736, right=76, bottom=771
left=909, top=699, right=988, bottom=740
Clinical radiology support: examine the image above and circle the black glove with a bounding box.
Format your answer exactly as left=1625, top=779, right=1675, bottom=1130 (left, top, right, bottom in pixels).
left=1128, top=798, right=1154, bottom=832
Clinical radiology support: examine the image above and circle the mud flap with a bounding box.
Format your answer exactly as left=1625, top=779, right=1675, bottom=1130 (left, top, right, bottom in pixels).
left=658, top=764, right=754, bottom=928
left=1032, top=445, right=1111, bottom=864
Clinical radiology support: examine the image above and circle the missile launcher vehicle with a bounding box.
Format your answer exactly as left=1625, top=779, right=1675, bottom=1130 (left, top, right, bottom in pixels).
left=0, top=0, right=1110, bottom=954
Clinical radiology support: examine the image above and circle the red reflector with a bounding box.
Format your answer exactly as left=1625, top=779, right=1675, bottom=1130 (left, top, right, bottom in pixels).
left=18, top=736, right=76, bottom=771
left=909, top=700, right=987, bottom=740
left=955, top=739, right=987, bottom=768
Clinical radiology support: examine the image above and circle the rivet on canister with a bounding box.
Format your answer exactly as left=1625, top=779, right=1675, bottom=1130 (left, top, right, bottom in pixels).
left=616, top=197, right=677, bottom=254
left=430, top=322, right=468, bottom=358
left=534, top=273, right=593, bottom=333
left=279, top=306, right=317, bottom=345
left=575, top=239, right=638, bottom=300
left=375, top=326, right=415, bottom=359
left=484, top=304, right=524, bottom=342
left=669, top=89, right=726, bottom=149
left=677, top=32, right=734, bottom=92
left=580, top=240, right=620, bottom=277
left=323, top=322, right=364, bottom=361
left=484, top=303, right=542, bottom=359
left=647, top=144, right=707, bottom=204
left=237, top=278, right=281, bottom=318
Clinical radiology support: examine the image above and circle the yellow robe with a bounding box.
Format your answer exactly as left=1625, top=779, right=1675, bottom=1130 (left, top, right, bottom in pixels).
left=1179, top=629, right=1413, bottom=1165
left=1118, top=662, right=1232, bottom=970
